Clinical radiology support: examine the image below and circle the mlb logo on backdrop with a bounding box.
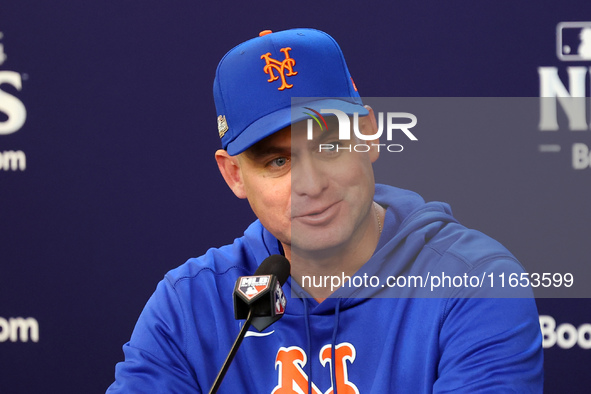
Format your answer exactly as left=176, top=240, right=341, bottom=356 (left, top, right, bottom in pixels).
left=556, top=22, right=591, bottom=61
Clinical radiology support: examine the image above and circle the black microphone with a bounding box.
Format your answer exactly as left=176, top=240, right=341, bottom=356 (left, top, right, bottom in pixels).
left=209, top=255, right=290, bottom=394
left=234, top=254, right=290, bottom=332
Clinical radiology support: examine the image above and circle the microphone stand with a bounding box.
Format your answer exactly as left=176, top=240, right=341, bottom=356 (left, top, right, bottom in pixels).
left=208, top=309, right=253, bottom=394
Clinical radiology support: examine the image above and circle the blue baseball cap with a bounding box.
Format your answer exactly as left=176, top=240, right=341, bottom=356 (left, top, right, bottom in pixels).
left=213, top=28, right=368, bottom=155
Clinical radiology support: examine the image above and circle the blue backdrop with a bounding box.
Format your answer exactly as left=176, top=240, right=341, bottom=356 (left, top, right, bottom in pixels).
left=1, top=1, right=589, bottom=392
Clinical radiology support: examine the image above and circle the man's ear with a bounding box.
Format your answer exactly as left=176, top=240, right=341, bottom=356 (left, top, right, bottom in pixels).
left=358, top=105, right=380, bottom=163
left=215, top=149, right=247, bottom=199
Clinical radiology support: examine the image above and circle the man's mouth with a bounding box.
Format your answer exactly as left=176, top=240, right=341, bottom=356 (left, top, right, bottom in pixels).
left=292, top=201, right=341, bottom=225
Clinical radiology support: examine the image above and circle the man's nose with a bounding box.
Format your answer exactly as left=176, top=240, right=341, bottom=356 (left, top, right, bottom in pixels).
left=291, top=155, right=329, bottom=198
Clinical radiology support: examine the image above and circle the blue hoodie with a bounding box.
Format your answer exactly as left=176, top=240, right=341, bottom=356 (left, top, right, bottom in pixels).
left=108, top=185, right=543, bottom=393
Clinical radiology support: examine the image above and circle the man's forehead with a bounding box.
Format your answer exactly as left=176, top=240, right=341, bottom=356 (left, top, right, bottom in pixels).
left=245, top=117, right=342, bottom=154
left=242, top=127, right=292, bottom=158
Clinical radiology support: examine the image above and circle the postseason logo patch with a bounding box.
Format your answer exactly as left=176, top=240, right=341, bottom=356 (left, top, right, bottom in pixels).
left=274, top=282, right=286, bottom=315
left=237, top=275, right=271, bottom=300
left=217, top=115, right=228, bottom=138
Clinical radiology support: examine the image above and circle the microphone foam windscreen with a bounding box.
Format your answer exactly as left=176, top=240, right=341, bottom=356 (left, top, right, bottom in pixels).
left=254, top=255, right=290, bottom=285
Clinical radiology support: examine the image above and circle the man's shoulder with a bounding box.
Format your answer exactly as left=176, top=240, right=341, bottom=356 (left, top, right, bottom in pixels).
left=407, top=219, right=529, bottom=299
left=376, top=184, right=520, bottom=270
left=164, top=245, right=250, bottom=289
left=163, top=219, right=278, bottom=289
left=428, top=224, right=519, bottom=271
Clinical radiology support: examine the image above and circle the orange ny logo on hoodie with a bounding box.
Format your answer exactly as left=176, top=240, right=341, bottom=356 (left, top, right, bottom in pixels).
left=272, top=343, right=359, bottom=394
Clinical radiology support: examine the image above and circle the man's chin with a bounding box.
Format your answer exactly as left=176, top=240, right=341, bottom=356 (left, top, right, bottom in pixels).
left=290, top=236, right=346, bottom=259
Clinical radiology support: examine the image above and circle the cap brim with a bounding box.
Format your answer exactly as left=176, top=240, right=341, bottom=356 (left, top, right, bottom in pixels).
left=226, top=98, right=368, bottom=156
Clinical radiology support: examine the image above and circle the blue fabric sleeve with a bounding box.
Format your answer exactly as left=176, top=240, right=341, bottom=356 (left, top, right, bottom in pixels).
left=106, top=278, right=201, bottom=393
left=434, top=296, right=543, bottom=392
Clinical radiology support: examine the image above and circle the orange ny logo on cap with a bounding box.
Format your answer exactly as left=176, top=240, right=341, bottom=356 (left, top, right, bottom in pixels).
left=261, top=47, right=298, bottom=91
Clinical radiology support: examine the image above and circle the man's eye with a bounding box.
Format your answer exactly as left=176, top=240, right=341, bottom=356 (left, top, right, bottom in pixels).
left=320, top=141, right=342, bottom=153
left=270, top=157, right=289, bottom=167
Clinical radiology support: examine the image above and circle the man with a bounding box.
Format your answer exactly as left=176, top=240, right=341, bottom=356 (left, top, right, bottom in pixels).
left=108, top=28, right=543, bottom=393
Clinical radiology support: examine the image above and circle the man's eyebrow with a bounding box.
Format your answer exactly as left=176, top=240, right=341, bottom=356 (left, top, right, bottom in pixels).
left=312, top=127, right=339, bottom=144
left=245, top=145, right=291, bottom=159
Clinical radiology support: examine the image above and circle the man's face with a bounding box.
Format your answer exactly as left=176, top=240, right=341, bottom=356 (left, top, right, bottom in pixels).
left=289, top=115, right=378, bottom=257
left=217, top=109, right=379, bottom=259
